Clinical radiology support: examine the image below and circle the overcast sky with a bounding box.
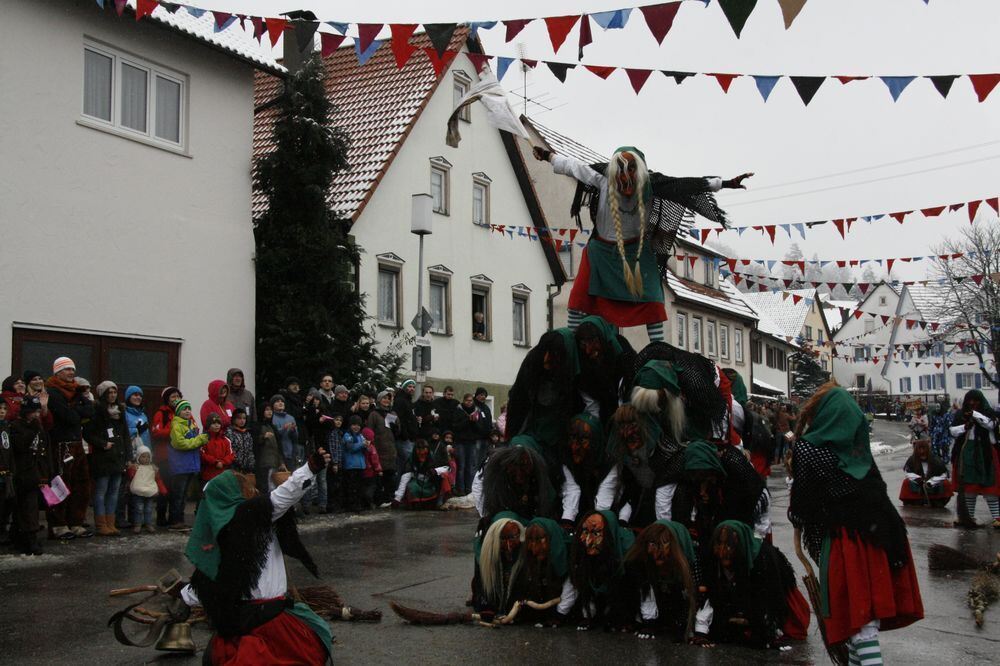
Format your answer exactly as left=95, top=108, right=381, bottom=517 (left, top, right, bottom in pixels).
left=222, top=0, right=999, bottom=280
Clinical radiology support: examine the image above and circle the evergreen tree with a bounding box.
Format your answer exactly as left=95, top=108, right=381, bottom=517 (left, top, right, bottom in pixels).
left=790, top=335, right=830, bottom=399
left=253, top=55, right=407, bottom=395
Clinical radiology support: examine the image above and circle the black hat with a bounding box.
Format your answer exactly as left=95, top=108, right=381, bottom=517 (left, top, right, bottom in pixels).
left=285, top=376, right=300, bottom=386
left=233, top=407, right=247, bottom=417
left=475, top=387, right=488, bottom=397
left=22, top=369, right=42, bottom=384
left=349, top=415, right=363, bottom=426
left=21, top=395, right=41, bottom=414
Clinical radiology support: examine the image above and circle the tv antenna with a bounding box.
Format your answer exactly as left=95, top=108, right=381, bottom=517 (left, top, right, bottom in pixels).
left=517, top=42, right=528, bottom=116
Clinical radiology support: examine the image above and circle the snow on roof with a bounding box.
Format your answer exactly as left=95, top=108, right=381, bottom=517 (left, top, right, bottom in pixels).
left=741, top=289, right=813, bottom=340
left=253, top=28, right=467, bottom=221
left=820, top=296, right=858, bottom=333
left=752, top=377, right=784, bottom=394
left=130, top=2, right=283, bottom=74
left=675, top=235, right=727, bottom=259
left=523, top=117, right=606, bottom=164
left=665, top=272, right=758, bottom=322
left=902, top=283, right=949, bottom=324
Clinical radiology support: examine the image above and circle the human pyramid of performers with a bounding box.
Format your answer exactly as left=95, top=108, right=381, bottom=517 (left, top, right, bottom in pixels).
left=391, top=148, right=926, bottom=661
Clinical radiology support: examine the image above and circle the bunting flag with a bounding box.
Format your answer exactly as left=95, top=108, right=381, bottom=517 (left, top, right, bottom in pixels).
left=294, top=21, right=319, bottom=53
left=135, top=0, right=159, bottom=20
left=543, top=15, right=580, bottom=53
left=503, top=18, right=532, bottom=42
left=880, top=76, right=916, bottom=102
left=777, top=0, right=808, bottom=29
left=320, top=32, right=347, bottom=57
left=357, top=24, right=383, bottom=55
left=424, top=23, right=459, bottom=58
left=790, top=76, right=824, bottom=105
left=424, top=47, right=458, bottom=77
left=389, top=24, right=418, bottom=68
left=753, top=75, right=780, bottom=101
left=355, top=37, right=384, bottom=66
left=640, top=2, right=683, bottom=45
left=929, top=75, right=959, bottom=98
left=546, top=62, right=575, bottom=83
left=265, top=18, right=287, bottom=48
left=718, top=0, right=758, bottom=37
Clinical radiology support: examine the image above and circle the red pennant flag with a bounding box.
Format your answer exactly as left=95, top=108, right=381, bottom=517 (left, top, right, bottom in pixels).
left=544, top=15, right=579, bottom=52
left=733, top=275, right=742, bottom=286
left=792, top=294, right=802, bottom=304
left=858, top=283, right=870, bottom=295
left=968, top=199, right=982, bottom=222
left=357, top=24, right=384, bottom=55
left=521, top=59, right=538, bottom=70
left=740, top=260, right=751, bottom=266
left=504, top=19, right=532, bottom=42
left=836, top=260, right=846, bottom=268
left=700, top=229, right=711, bottom=244
left=881, top=315, right=890, bottom=325
left=969, top=73, right=1000, bottom=102
left=987, top=197, right=1000, bottom=214
left=886, top=258, right=895, bottom=272
left=727, top=259, right=738, bottom=272
left=832, top=219, right=846, bottom=238
left=853, top=310, right=864, bottom=320
left=554, top=240, right=563, bottom=251
left=688, top=256, right=698, bottom=270
left=466, top=52, right=490, bottom=74
left=212, top=11, right=231, bottom=29
left=424, top=48, right=457, bottom=77
left=764, top=225, right=776, bottom=243
left=578, top=14, right=593, bottom=58
left=921, top=205, right=945, bottom=217
left=783, top=278, right=793, bottom=288
left=585, top=65, right=617, bottom=80
left=626, top=68, right=653, bottom=94
left=266, top=18, right=288, bottom=48
left=759, top=285, right=769, bottom=292
left=835, top=76, right=869, bottom=84
left=251, top=16, right=265, bottom=42
left=135, top=0, right=158, bottom=20
left=569, top=229, right=579, bottom=242
left=640, top=2, right=682, bottom=45
left=972, top=274, right=985, bottom=286
left=949, top=203, right=964, bottom=212
left=114, top=0, right=127, bottom=16
left=710, top=73, right=740, bottom=93
left=889, top=211, right=909, bottom=223
left=946, top=363, right=953, bottom=369
left=388, top=24, right=417, bottom=69
left=934, top=363, right=942, bottom=369
left=849, top=260, right=860, bottom=266
left=795, top=260, right=805, bottom=274
left=320, top=33, right=347, bottom=57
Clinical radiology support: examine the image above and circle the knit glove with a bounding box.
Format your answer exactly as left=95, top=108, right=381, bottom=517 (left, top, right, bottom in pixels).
left=308, top=447, right=331, bottom=474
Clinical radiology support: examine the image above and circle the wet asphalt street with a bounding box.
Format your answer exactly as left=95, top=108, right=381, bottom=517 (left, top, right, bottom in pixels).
left=1, top=419, right=998, bottom=665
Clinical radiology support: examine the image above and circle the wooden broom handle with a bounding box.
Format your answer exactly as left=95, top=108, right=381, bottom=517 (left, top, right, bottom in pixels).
left=109, top=585, right=159, bottom=597
left=792, top=528, right=817, bottom=578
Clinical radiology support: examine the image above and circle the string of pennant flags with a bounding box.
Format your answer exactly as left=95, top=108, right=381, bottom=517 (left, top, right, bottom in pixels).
left=721, top=266, right=988, bottom=289
left=99, top=2, right=1000, bottom=105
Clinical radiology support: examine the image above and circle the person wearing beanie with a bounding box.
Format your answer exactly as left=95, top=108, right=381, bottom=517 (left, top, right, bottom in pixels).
left=86, top=381, right=130, bottom=536
left=200, top=413, right=235, bottom=483
left=340, top=415, right=366, bottom=511
left=270, top=394, right=299, bottom=466
left=10, top=396, right=49, bottom=555
left=367, top=390, right=398, bottom=505
left=393, top=379, right=419, bottom=473
left=151, top=386, right=182, bottom=525
left=127, top=444, right=167, bottom=534
left=360, top=426, right=383, bottom=509
left=167, top=399, right=209, bottom=530
left=226, top=368, right=256, bottom=422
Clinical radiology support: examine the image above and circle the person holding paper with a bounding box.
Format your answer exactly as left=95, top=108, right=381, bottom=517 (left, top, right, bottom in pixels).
left=11, top=395, right=49, bottom=555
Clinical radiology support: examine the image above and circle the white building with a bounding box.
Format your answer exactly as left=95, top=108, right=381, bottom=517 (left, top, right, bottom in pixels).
left=1, top=0, right=280, bottom=399
left=744, top=306, right=794, bottom=397
left=254, top=31, right=565, bottom=402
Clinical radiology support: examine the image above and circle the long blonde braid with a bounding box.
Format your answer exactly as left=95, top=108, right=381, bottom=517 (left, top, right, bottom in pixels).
left=607, top=184, right=638, bottom=297
left=632, top=195, right=647, bottom=296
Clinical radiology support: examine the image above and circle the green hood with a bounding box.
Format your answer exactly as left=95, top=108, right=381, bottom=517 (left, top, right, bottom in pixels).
left=654, top=519, right=696, bottom=566
left=715, top=520, right=761, bottom=569
left=634, top=360, right=680, bottom=395
left=474, top=511, right=526, bottom=564
left=727, top=372, right=748, bottom=407
left=527, top=517, right=571, bottom=579
left=801, top=387, right=873, bottom=480
left=554, top=327, right=581, bottom=377
left=683, top=439, right=726, bottom=477
left=579, top=315, right=623, bottom=356
left=185, top=471, right=246, bottom=580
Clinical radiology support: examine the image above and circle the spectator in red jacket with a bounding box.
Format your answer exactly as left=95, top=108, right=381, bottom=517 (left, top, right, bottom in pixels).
left=200, top=413, right=234, bottom=482
left=151, top=386, right=181, bottom=526
left=200, top=379, right=234, bottom=431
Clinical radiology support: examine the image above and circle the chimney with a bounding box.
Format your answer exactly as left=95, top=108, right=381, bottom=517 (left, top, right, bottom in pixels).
left=281, top=11, right=317, bottom=75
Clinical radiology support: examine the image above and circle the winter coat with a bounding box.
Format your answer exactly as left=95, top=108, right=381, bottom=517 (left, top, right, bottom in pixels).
left=326, top=429, right=343, bottom=468
left=473, top=399, right=493, bottom=439
left=168, top=415, right=209, bottom=475
left=200, top=431, right=235, bottom=482
left=271, top=411, right=298, bottom=462
left=279, top=387, right=304, bottom=422
left=341, top=431, right=366, bottom=471
left=45, top=380, right=94, bottom=443
left=124, top=396, right=151, bottom=450
left=86, top=405, right=131, bottom=478
left=362, top=443, right=383, bottom=479
left=453, top=404, right=482, bottom=444
left=1, top=391, right=22, bottom=421
left=367, top=408, right=398, bottom=472
left=414, top=398, right=438, bottom=440
left=393, top=392, right=419, bottom=441
left=151, top=404, right=174, bottom=464
left=128, top=463, right=167, bottom=498
left=225, top=425, right=256, bottom=474
left=11, top=419, right=50, bottom=486
left=432, top=397, right=460, bottom=434
left=226, top=368, right=255, bottom=422
left=255, top=421, right=282, bottom=472
left=0, top=421, right=11, bottom=475
left=200, top=379, right=234, bottom=431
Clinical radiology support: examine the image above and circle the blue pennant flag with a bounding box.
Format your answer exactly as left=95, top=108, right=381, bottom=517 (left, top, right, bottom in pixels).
left=355, top=38, right=384, bottom=65
left=95, top=0, right=104, bottom=8
left=326, top=22, right=349, bottom=34
left=820, top=260, right=830, bottom=267
left=469, top=21, right=498, bottom=38
left=781, top=224, right=792, bottom=239
left=871, top=214, right=885, bottom=221
left=767, top=260, right=777, bottom=271
left=737, top=227, right=746, bottom=236
left=214, top=15, right=237, bottom=33
left=752, top=75, right=780, bottom=102
left=187, top=7, right=207, bottom=18
left=880, top=76, right=916, bottom=101
left=497, top=57, right=515, bottom=81
left=688, top=228, right=700, bottom=239
left=793, top=223, right=806, bottom=239
left=591, top=8, right=633, bottom=30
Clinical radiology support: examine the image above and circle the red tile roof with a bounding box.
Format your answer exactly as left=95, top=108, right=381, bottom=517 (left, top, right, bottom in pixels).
left=253, top=28, right=469, bottom=222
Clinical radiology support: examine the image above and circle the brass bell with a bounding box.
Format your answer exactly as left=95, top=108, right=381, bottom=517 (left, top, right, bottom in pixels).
left=155, top=622, right=196, bottom=653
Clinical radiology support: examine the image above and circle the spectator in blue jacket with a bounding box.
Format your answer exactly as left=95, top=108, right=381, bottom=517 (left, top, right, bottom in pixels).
left=341, top=415, right=366, bottom=511
left=270, top=395, right=299, bottom=466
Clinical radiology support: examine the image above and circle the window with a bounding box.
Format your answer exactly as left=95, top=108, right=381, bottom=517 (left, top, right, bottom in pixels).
left=956, top=373, right=976, bottom=389
left=805, top=325, right=813, bottom=341
left=472, top=173, right=491, bottom=226
left=683, top=256, right=694, bottom=280
left=428, top=268, right=452, bottom=335
left=879, top=296, right=887, bottom=306
left=377, top=267, right=401, bottom=327
left=855, top=375, right=866, bottom=390
left=471, top=276, right=493, bottom=342
left=751, top=338, right=763, bottom=364
left=706, top=320, right=717, bottom=357
left=82, top=43, right=186, bottom=149
left=863, top=318, right=875, bottom=333
left=899, top=377, right=912, bottom=393
left=734, top=328, right=744, bottom=363
left=854, top=346, right=866, bottom=361
left=429, top=157, right=451, bottom=214
left=691, top=317, right=703, bottom=353
left=821, top=358, right=829, bottom=371
left=512, top=288, right=530, bottom=347
left=676, top=312, right=688, bottom=349
left=12, top=326, right=179, bottom=402
left=703, top=259, right=715, bottom=288
left=453, top=72, right=471, bottom=122
left=719, top=324, right=730, bottom=359
left=817, top=331, right=824, bottom=345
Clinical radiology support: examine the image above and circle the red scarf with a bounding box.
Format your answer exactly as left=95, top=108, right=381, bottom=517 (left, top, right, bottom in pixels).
left=46, top=375, right=76, bottom=400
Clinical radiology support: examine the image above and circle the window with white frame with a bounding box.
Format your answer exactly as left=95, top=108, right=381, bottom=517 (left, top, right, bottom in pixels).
left=706, top=320, right=717, bottom=357
left=751, top=338, right=763, bottom=364
left=377, top=266, right=401, bottom=327
left=703, top=259, right=716, bottom=288
left=691, top=317, right=703, bottom=353
left=471, top=276, right=493, bottom=342
left=879, top=296, right=887, bottom=306
left=430, top=157, right=451, bottom=215
left=472, top=173, right=491, bottom=226
left=899, top=377, right=911, bottom=393
left=734, top=328, right=744, bottom=363
left=676, top=312, right=688, bottom=349
left=82, top=43, right=185, bottom=148
left=805, top=325, right=813, bottom=341
left=863, top=318, right=875, bottom=333
left=453, top=71, right=471, bottom=122
left=512, top=287, right=530, bottom=347
left=821, top=357, right=828, bottom=371
left=855, top=374, right=866, bottom=389
left=719, top=323, right=730, bottom=359
left=428, top=266, right=452, bottom=335
left=683, top=256, right=694, bottom=280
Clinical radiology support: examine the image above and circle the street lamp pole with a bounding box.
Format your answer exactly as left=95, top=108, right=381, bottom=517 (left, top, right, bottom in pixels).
left=410, top=194, right=434, bottom=381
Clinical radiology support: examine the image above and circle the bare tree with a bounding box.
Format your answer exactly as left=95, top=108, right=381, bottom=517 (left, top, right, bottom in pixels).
left=932, top=220, right=1000, bottom=393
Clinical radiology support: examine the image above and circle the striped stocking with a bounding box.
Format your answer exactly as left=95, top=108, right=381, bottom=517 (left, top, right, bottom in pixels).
left=646, top=321, right=665, bottom=343
left=986, top=495, right=1000, bottom=519
left=966, top=494, right=979, bottom=519
left=847, top=621, right=882, bottom=666
left=568, top=309, right=584, bottom=330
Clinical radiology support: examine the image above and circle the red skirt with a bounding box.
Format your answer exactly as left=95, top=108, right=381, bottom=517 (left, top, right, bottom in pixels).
left=568, top=247, right=667, bottom=327
left=898, top=478, right=953, bottom=503
left=824, top=528, right=923, bottom=645
left=750, top=451, right=772, bottom=479
left=782, top=587, right=811, bottom=640
left=953, top=444, right=1000, bottom=496
left=208, top=611, right=327, bottom=666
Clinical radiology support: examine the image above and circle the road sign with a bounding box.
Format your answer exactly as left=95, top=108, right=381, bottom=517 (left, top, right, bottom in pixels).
left=411, top=307, right=434, bottom=337
left=415, top=336, right=431, bottom=347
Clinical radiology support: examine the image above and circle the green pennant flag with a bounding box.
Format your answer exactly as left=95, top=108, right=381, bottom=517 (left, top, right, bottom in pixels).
left=718, top=0, right=758, bottom=38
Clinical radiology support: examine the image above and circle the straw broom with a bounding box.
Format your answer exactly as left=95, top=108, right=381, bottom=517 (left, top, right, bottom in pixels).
left=794, top=528, right=849, bottom=666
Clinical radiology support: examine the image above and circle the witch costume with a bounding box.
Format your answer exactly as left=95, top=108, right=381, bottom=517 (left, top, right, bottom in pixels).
left=180, top=463, right=333, bottom=665
left=789, top=386, right=923, bottom=663
left=949, top=389, right=1000, bottom=526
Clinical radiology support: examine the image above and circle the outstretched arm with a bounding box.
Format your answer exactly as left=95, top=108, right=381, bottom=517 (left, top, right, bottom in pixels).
left=533, top=146, right=604, bottom=189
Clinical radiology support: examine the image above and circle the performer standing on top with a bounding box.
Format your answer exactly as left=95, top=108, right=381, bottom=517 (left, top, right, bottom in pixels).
left=533, top=146, right=751, bottom=342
